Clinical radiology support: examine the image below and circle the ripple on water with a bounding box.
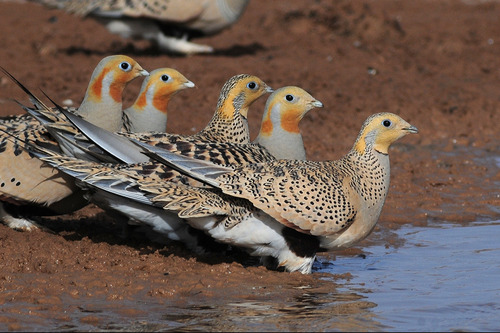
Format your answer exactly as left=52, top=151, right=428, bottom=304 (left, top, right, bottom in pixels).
left=321, top=221, right=500, bottom=332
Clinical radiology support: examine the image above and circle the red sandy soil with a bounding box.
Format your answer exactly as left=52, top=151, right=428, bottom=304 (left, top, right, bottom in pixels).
left=0, top=0, right=498, bottom=330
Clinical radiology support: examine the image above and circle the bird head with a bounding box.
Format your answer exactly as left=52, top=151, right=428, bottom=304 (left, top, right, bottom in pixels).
left=88, top=55, right=149, bottom=103
left=259, top=86, right=323, bottom=137
left=354, top=112, right=419, bottom=155
left=217, top=74, right=273, bottom=119
left=135, top=67, right=195, bottom=112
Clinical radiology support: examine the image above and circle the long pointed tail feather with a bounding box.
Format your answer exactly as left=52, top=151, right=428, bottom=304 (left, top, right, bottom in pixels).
left=0, top=66, right=52, bottom=111
left=59, top=107, right=151, bottom=164
left=129, top=138, right=230, bottom=187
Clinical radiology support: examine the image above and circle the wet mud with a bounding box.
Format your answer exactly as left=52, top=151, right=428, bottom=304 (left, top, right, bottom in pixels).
left=0, top=0, right=499, bottom=330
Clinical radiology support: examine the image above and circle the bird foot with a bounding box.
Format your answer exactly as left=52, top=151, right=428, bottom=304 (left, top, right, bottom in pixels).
left=0, top=206, right=42, bottom=232
left=157, top=33, right=214, bottom=55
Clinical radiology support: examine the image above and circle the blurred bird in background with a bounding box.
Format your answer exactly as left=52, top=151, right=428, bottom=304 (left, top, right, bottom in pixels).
left=28, top=0, right=251, bottom=54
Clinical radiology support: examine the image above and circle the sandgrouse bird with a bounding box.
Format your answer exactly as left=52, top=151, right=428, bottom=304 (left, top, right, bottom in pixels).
left=122, top=67, right=195, bottom=133
left=30, top=0, right=251, bottom=54
left=44, top=66, right=195, bottom=163
left=123, top=112, right=418, bottom=273
left=25, top=86, right=322, bottom=251
left=0, top=55, right=148, bottom=230
left=37, top=75, right=276, bottom=241
left=1, top=73, right=270, bottom=240
left=53, top=73, right=273, bottom=165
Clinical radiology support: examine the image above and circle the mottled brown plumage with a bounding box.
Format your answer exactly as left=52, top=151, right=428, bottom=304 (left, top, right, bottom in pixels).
left=131, top=112, right=419, bottom=273
left=20, top=86, right=324, bottom=253
left=1, top=74, right=268, bottom=244
left=30, top=0, right=250, bottom=54
left=52, top=74, right=272, bottom=165
left=31, top=112, right=418, bottom=273
left=124, top=74, right=273, bottom=146
left=0, top=55, right=148, bottom=230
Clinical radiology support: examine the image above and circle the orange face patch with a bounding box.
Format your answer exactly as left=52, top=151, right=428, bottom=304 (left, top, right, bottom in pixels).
left=134, top=90, right=147, bottom=111
left=90, top=67, right=109, bottom=102
left=260, top=116, right=273, bottom=137
left=151, top=85, right=173, bottom=114
left=109, top=72, right=127, bottom=103
left=280, top=108, right=301, bottom=133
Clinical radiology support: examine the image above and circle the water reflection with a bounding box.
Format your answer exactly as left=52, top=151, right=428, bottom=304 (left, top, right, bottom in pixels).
left=4, top=222, right=500, bottom=331
left=162, top=290, right=383, bottom=332
left=322, top=221, right=500, bottom=332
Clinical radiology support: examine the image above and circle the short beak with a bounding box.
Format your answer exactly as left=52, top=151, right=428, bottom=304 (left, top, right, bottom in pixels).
left=311, top=99, right=323, bottom=108
left=405, top=125, right=419, bottom=134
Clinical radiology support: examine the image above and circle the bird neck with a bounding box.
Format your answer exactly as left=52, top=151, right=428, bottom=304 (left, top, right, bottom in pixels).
left=89, top=67, right=124, bottom=104
left=345, top=147, right=391, bottom=203
left=199, top=102, right=250, bottom=144
left=122, top=104, right=168, bottom=133
left=152, top=94, right=172, bottom=114
left=321, top=149, right=391, bottom=250
left=254, top=126, right=306, bottom=160
left=78, top=70, right=125, bottom=132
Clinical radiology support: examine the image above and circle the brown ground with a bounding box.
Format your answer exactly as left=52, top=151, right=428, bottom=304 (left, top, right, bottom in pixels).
left=0, top=0, right=499, bottom=330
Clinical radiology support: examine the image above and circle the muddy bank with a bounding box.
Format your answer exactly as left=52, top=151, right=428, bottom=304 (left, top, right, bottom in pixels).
left=0, top=0, right=499, bottom=330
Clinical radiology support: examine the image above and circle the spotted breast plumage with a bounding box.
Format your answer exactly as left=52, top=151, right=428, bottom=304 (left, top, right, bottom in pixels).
left=0, top=73, right=269, bottom=237
left=126, top=112, right=419, bottom=273
left=20, top=86, right=322, bottom=253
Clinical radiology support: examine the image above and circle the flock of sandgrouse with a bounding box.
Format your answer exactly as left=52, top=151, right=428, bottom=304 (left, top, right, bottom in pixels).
left=0, top=1, right=418, bottom=274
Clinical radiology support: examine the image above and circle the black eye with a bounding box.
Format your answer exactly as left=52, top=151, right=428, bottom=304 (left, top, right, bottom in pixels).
left=161, top=74, right=170, bottom=82
left=285, top=94, right=295, bottom=102
left=120, top=61, right=131, bottom=72
left=247, top=81, right=258, bottom=90
left=383, top=119, right=392, bottom=127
